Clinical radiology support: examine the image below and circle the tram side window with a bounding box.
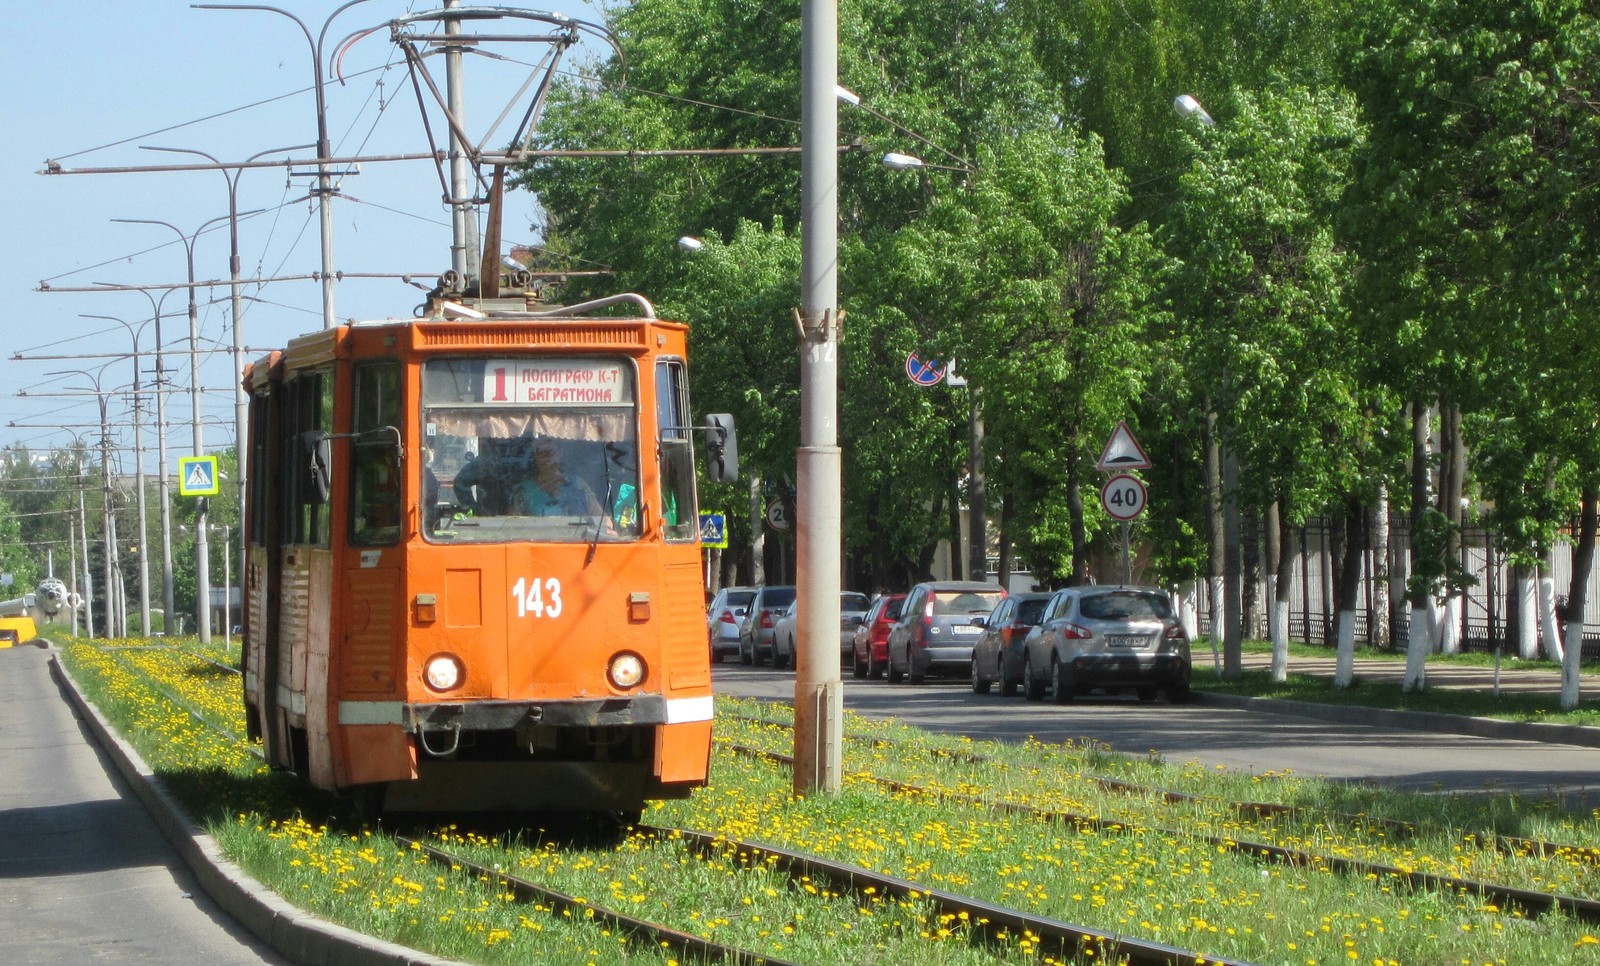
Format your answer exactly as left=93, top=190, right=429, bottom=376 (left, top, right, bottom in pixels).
left=349, top=363, right=401, bottom=546
left=279, top=370, right=334, bottom=547
left=655, top=359, right=698, bottom=542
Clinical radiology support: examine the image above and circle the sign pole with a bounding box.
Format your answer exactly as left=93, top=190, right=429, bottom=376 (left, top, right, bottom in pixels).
left=1121, top=520, right=1131, bottom=586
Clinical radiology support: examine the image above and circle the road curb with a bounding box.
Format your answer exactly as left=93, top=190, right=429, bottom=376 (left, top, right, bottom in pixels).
left=47, top=648, right=470, bottom=966
left=1193, top=690, right=1600, bottom=750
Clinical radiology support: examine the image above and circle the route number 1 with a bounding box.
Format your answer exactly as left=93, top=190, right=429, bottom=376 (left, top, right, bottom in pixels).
left=1101, top=474, right=1148, bottom=521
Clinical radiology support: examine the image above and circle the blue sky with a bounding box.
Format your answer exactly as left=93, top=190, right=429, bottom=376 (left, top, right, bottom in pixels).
left=2, top=1, right=608, bottom=461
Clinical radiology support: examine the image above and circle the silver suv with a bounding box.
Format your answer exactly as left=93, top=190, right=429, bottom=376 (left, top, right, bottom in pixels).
left=885, top=581, right=1007, bottom=684
left=1021, top=585, right=1190, bottom=703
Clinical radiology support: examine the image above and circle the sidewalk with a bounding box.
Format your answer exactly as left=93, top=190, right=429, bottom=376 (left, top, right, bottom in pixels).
left=1191, top=647, right=1600, bottom=750
left=1226, top=648, right=1586, bottom=696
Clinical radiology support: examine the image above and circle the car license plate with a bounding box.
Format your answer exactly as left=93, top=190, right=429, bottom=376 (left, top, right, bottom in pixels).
left=1107, top=634, right=1144, bottom=648
left=952, top=625, right=981, bottom=636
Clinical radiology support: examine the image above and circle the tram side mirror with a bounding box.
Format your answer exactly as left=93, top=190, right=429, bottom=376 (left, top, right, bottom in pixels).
left=704, top=413, right=738, bottom=483
left=301, top=431, right=333, bottom=505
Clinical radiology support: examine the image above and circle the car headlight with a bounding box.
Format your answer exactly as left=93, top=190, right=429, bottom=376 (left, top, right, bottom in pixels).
left=609, top=652, right=647, bottom=689
left=423, top=653, right=464, bottom=692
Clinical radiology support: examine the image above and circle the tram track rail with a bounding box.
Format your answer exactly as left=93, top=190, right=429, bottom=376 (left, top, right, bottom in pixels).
left=729, top=710, right=1600, bottom=870
left=722, top=731, right=1600, bottom=925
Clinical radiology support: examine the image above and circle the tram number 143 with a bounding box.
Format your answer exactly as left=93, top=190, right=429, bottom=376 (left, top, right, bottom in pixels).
left=512, top=577, right=564, bottom=618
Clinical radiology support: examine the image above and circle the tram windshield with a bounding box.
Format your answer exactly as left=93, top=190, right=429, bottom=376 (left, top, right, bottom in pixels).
left=420, top=356, right=641, bottom=543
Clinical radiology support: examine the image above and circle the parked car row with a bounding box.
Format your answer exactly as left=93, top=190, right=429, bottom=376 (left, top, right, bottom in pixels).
left=715, top=580, right=1192, bottom=704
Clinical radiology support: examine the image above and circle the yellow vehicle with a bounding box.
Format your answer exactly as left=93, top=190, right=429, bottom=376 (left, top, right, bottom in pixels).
left=0, top=613, right=39, bottom=647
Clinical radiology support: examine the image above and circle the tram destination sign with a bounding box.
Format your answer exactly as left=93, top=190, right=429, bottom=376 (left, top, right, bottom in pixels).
left=482, top=359, right=631, bottom=405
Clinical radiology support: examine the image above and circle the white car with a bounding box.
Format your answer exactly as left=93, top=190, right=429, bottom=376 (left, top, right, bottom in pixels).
left=772, top=592, right=873, bottom=670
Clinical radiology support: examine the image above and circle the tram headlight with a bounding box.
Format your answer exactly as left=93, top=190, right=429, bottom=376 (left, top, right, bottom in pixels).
left=423, top=653, right=465, bottom=692
left=608, top=652, right=646, bottom=690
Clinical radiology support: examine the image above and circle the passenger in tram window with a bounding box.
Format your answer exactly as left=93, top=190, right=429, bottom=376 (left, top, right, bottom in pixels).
left=452, top=444, right=514, bottom=516
left=511, top=444, right=602, bottom=517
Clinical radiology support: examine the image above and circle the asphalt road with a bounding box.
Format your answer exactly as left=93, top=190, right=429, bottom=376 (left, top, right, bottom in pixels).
left=712, top=662, right=1600, bottom=808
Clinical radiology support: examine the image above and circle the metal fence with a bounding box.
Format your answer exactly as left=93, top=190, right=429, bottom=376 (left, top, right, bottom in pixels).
left=1192, top=515, right=1600, bottom=660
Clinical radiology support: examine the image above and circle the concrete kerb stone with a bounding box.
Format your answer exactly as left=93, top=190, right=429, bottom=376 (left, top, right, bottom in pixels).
left=45, top=646, right=471, bottom=966
left=1192, top=690, right=1600, bottom=750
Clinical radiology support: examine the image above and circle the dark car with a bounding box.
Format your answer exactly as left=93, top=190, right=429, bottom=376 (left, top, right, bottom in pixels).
left=885, top=581, right=1008, bottom=684
left=707, top=585, right=757, bottom=662
left=851, top=593, right=906, bottom=680
left=970, top=592, right=1052, bottom=696
left=738, top=585, right=797, bottom=666
left=1021, top=585, right=1191, bottom=703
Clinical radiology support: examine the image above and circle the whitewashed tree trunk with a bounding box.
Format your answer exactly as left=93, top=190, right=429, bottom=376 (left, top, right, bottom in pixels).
left=1176, top=578, right=1199, bottom=642
left=1207, top=573, right=1224, bottom=676
left=1334, top=609, right=1357, bottom=687
left=1561, top=615, right=1584, bottom=709
left=1538, top=571, right=1563, bottom=663
left=1371, top=486, right=1391, bottom=647
left=1270, top=599, right=1290, bottom=681
left=1438, top=595, right=1462, bottom=654
left=1403, top=604, right=1430, bottom=691
left=1516, top=573, right=1539, bottom=660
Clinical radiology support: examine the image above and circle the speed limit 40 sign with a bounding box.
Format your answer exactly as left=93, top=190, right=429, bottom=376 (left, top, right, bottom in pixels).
left=1101, top=473, right=1147, bottom=521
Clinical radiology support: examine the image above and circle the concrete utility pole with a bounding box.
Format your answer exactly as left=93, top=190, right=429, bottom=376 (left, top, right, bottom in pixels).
left=443, top=0, right=482, bottom=286
left=793, top=0, right=844, bottom=795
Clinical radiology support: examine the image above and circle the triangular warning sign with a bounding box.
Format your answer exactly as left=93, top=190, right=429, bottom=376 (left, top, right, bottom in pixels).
left=1097, top=421, right=1151, bottom=472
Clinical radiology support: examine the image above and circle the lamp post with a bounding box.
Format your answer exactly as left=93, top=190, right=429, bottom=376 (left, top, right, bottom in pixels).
left=196, top=0, right=376, bottom=330
left=138, top=142, right=313, bottom=601
left=45, top=366, right=123, bottom=637
left=80, top=313, right=153, bottom=635
left=112, top=215, right=243, bottom=645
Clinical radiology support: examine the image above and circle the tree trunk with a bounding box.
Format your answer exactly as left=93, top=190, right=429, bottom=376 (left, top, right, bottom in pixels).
left=1403, top=400, right=1432, bottom=692
left=1511, top=564, right=1539, bottom=660
left=1539, top=562, right=1563, bottom=662
left=1371, top=486, right=1391, bottom=649
left=1203, top=408, right=1223, bottom=645
left=996, top=489, right=1013, bottom=592
left=1334, top=496, right=1365, bottom=688
left=1438, top=405, right=1465, bottom=654
left=1067, top=450, right=1089, bottom=585
left=1561, top=485, right=1597, bottom=709
left=1222, top=447, right=1242, bottom=679
left=966, top=387, right=988, bottom=584
left=1271, top=499, right=1294, bottom=682
left=1243, top=503, right=1262, bottom=640
left=748, top=471, right=766, bottom=586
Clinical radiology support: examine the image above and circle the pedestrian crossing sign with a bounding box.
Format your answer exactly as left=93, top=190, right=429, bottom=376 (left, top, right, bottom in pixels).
left=699, top=512, right=728, bottom=548
left=178, top=456, right=220, bottom=497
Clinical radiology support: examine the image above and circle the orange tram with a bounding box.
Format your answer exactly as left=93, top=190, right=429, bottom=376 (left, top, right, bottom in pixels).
left=241, top=284, right=737, bottom=816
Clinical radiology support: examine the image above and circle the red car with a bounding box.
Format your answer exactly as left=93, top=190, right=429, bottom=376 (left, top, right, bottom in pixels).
left=851, top=594, right=906, bottom=680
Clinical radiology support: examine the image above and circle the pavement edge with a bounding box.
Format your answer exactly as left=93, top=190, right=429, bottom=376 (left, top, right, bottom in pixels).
left=1193, top=690, right=1600, bottom=750
left=46, top=646, right=471, bottom=966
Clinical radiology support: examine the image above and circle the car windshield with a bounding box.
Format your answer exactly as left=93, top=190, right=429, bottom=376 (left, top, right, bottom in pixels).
left=882, top=597, right=906, bottom=620
left=841, top=593, right=871, bottom=613
left=725, top=590, right=755, bottom=607
left=933, top=591, right=1005, bottom=616
left=1080, top=592, right=1171, bottom=621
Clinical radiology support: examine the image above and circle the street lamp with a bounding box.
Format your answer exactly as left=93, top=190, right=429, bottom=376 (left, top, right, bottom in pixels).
left=80, top=313, right=153, bottom=635
left=677, top=236, right=705, bottom=252
left=112, top=214, right=254, bottom=645
left=1174, top=93, right=1216, bottom=127
left=43, top=364, right=124, bottom=638
left=139, top=142, right=312, bottom=605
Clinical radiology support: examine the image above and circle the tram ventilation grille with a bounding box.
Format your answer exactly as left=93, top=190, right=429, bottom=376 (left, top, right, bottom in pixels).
left=419, top=324, right=647, bottom=349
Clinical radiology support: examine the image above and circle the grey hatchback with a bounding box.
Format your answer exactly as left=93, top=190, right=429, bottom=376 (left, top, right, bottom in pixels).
left=970, top=592, right=1052, bottom=696
left=1021, top=585, right=1191, bottom=703
left=885, top=580, right=1007, bottom=684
